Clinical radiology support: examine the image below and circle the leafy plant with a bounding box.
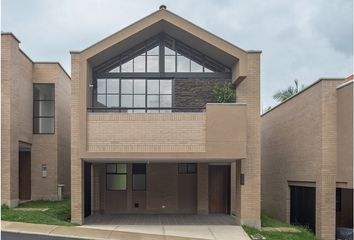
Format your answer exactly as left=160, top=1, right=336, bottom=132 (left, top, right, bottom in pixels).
left=213, top=83, right=236, bottom=103
left=273, top=79, right=305, bottom=103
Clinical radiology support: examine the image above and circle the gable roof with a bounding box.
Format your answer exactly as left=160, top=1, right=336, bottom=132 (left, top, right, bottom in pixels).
left=72, top=8, right=256, bottom=79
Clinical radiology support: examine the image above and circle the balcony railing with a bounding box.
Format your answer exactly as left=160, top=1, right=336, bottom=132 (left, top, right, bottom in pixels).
left=87, top=107, right=206, bottom=112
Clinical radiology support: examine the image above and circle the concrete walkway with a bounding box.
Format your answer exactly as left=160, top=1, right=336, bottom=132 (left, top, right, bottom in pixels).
left=1, top=220, right=251, bottom=240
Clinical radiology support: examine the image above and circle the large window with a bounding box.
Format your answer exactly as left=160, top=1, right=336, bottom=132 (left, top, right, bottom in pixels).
left=109, top=46, right=159, bottom=73
left=132, top=163, right=146, bottom=191
left=93, top=79, right=172, bottom=112
left=33, top=84, right=55, bottom=134
left=178, top=163, right=197, bottom=174
left=106, top=163, right=127, bottom=191
left=91, top=34, right=231, bottom=112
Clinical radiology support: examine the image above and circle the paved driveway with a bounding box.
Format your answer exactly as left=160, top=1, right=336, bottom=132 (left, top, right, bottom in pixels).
left=79, top=214, right=251, bottom=240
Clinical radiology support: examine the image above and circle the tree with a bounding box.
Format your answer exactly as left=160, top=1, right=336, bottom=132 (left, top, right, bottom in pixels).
left=273, top=79, right=305, bottom=103
left=213, top=83, right=236, bottom=103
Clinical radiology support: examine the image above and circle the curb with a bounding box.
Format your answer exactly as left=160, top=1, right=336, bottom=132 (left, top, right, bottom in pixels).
left=2, top=229, right=105, bottom=240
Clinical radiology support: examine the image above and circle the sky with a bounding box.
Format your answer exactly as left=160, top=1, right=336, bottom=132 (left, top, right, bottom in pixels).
left=1, top=0, right=353, bottom=108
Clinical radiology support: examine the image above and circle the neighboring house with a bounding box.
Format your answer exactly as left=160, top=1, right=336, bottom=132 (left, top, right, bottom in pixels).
left=1, top=33, right=71, bottom=207
left=261, top=77, right=353, bottom=240
left=70, top=6, right=261, bottom=226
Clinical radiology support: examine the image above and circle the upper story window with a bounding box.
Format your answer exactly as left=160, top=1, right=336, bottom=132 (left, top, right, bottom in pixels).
left=93, top=79, right=172, bottom=112
left=33, top=84, right=55, bottom=134
left=91, top=34, right=231, bottom=112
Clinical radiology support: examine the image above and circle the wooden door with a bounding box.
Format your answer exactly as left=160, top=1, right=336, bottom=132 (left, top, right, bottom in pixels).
left=208, top=165, right=230, bottom=214
left=19, top=151, right=31, bottom=200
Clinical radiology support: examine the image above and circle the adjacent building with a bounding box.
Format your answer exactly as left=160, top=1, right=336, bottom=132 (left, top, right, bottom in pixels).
left=1, top=33, right=71, bottom=207
left=70, top=7, right=261, bottom=227
left=261, top=77, right=353, bottom=240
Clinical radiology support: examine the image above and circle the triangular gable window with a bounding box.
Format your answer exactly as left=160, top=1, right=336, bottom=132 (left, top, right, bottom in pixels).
left=95, top=34, right=230, bottom=74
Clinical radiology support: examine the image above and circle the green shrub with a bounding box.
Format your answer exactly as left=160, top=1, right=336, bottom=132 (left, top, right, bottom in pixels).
left=213, top=83, right=236, bottom=103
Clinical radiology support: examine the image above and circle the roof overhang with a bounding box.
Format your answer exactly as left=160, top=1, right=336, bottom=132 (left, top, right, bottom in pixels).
left=72, top=9, right=253, bottom=80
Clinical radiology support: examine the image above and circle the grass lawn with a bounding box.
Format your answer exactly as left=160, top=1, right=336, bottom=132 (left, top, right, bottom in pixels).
left=243, top=213, right=319, bottom=240
left=1, top=197, right=77, bottom=226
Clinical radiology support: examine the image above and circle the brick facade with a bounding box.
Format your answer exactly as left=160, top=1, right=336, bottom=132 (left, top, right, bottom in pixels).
left=70, top=8, right=261, bottom=227
left=1, top=33, right=71, bottom=206
left=261, top=79, right=353, bottom=240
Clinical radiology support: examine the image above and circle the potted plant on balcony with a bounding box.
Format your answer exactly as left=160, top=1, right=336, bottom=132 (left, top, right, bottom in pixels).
left=212, top=82, right=236, bottom=103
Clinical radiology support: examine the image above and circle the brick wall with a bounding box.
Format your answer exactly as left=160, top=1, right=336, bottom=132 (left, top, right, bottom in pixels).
left=261, top=79, right=347, bottom=240
left=174, top=79, right=230, bottom=110
left=87, top=113, right=206, bottom=152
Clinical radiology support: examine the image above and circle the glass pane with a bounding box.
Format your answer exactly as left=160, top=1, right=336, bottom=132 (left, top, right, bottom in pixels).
left=187, top=164, right=197, bottom=173
left=160, top=95, right=172, bottom=107
left=109, top=66, right=120, bottom=73
left=191, top=60, right=203, bottom=72
left=106, top=164, right=116, bottom=173
left=121, top=79, right=133, bottom=94
left=134, top=55, right=145, bottom=72
left=147, top=80, right=159, bottom=94
left=134, top=80, right=145, bottom=94
left=107, top=95, right=119, bottom=107
left=132, top=163, right=146, bottom=174
left=116, top=164, right=127, bottom=173
left=121, top=95, right=133, bottom=108
left=147, top=95, right=159, bottom=108
left=107, top=79, right=119, bottom=94
left=147, top=46, right=159, bottom=55
left=165, top=47, right=175, bottom=55
left=107, top=174, right=126, bottom=190
left=121, top=59, right=133, bottom=72
left=93, top=95, right=106, bottom=107
left=134, top=95, right=145, bottom=108
left=34, top=117, right=54, bottom=134
left=177, top=55, right=190, bottom=72
left=133, top=174, right=146, bottom=190
left=160, top=80, right=172, bottom=94
left=33, top=84, right=54, bottom=100
left=178, top=164, right=187, bottom=174
left=34, top=101, right=54, bottom=117
left=97, top=79, right=106, bottom=94
left=164, top=56, right=175, bottom=72
left=147, top=56, right=159, bottom=72
left=204, top=67, right=213, bottom=72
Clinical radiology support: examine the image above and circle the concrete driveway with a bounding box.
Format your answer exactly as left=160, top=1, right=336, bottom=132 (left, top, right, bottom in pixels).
left=79, top=214, right=251, bottom=240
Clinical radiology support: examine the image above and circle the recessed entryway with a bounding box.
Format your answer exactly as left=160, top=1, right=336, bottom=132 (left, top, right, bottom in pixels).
left=19, top=150, right=31, bottom=200
left=290, top=186, right=316, bottom=233
left=208, top=165, right=230, bottom=214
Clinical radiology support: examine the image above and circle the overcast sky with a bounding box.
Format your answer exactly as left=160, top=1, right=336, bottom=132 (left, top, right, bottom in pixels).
left=2, top=0, right=353, bottom=108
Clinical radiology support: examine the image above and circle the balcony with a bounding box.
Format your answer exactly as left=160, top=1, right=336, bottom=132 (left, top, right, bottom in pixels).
left=86, top=103, right=247, bottom=160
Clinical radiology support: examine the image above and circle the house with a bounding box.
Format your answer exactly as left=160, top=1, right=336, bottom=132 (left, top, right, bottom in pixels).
left=70, top=6, right=261, bottom=227
left=1, top=33, right=71, bottom=207
left=261, top=77, right=353, bottom=240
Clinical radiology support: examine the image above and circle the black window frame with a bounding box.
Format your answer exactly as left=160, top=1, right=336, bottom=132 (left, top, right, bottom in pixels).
left=33, top=83, right=55, bottom=134
left=106, top=163, right=127, bottom=191
left=92, top=78, right=174, bottom=113
left=178, top=163, right=197, bottom=174
left=132, top=163, right=146, bottom=191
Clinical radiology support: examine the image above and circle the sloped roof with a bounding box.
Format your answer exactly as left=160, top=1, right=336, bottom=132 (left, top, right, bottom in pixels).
left=72, top=7, right=257, bottom=78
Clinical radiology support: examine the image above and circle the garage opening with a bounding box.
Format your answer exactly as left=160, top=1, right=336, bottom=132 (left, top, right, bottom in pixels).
left=290, top=186, right=316, bottom=233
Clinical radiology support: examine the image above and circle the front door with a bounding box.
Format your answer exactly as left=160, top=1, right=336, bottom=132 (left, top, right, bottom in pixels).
left=19, top=151, right=31, bottom=200
left=208, top=165, right=230, bottom=214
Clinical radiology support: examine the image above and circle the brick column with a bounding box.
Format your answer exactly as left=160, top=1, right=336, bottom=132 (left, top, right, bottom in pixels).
left=235, top=52, right=261, bottom=228
left=197, top=163, right=209, bottom=214
left=316, top=81, right=338, bottom=240
left=71, top=53, right=83, bottom=224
